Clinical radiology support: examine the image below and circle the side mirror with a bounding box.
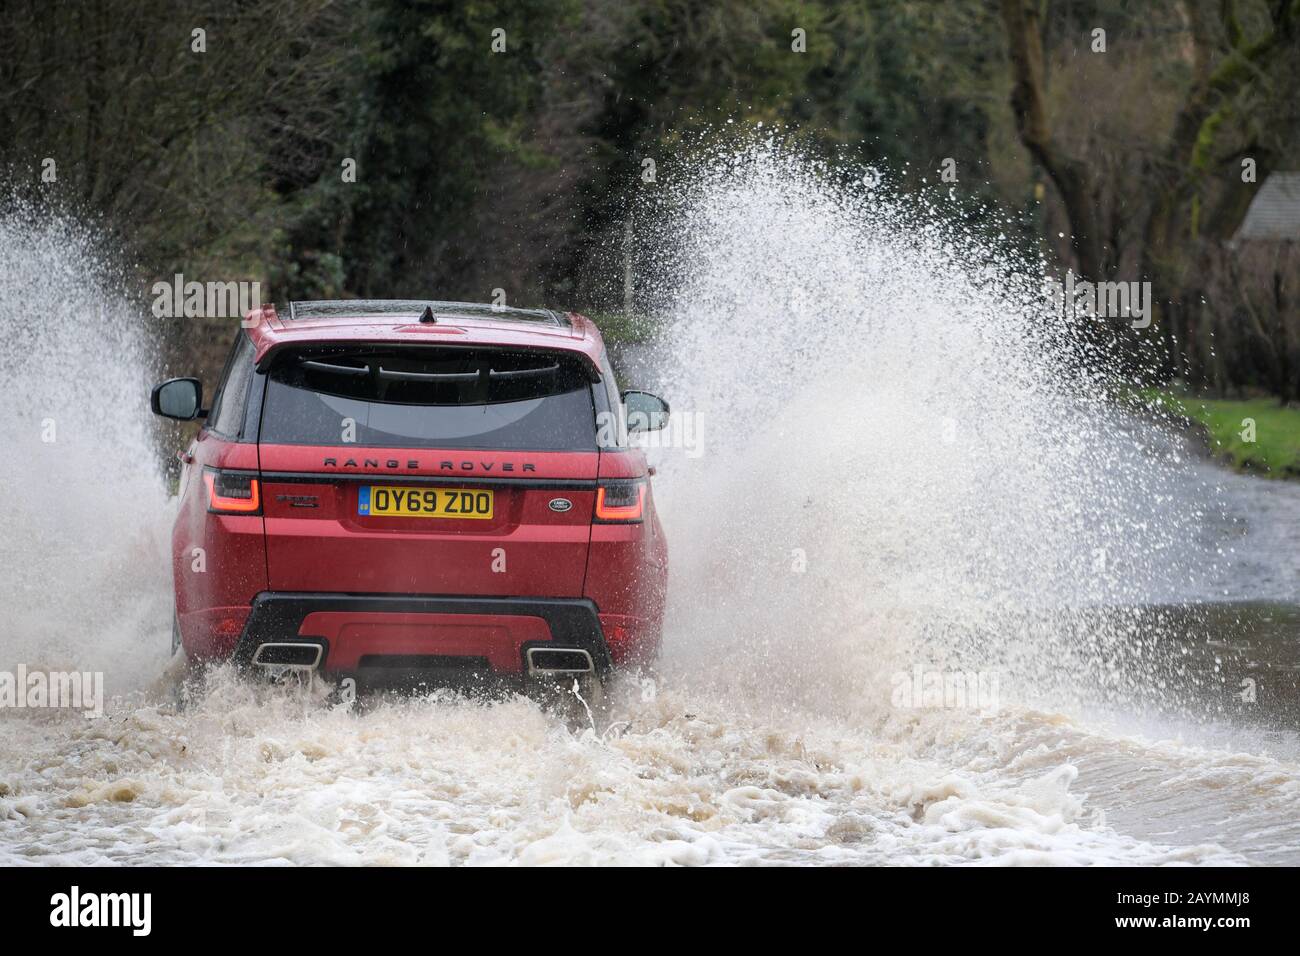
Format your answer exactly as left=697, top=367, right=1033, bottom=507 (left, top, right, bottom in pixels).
left=623, top=390, right=669, bottom=433
left=151, top=378, right=204, bottom=421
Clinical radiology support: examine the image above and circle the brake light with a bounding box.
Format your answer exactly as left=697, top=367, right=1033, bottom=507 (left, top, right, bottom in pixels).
left=595, top=480, right=646, bottom=523
left=204, top=469, right=261, bottom=514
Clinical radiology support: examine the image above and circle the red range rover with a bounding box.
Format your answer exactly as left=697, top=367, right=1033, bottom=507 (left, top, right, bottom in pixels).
left=151, top=300, right=669, bottom=694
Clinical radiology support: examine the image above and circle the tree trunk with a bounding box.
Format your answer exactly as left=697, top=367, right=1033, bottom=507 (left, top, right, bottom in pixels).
left=999, top=0, right=1108, bottom=279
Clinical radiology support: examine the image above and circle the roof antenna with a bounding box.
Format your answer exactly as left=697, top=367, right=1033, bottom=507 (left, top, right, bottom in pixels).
left=419, top=305, right=437, bottom=324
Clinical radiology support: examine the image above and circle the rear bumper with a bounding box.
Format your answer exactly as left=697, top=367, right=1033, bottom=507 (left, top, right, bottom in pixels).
left=232, top=592, right=612, bottom=676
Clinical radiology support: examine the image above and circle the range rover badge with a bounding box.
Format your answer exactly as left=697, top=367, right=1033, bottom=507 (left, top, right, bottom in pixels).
left=548, top=498, right=573, bottom=513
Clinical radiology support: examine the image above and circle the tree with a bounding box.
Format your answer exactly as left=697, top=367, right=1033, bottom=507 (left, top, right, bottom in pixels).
left=999, top=0, right=1300, bottom=390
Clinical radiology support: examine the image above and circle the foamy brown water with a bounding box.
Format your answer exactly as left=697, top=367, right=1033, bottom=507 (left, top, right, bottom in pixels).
left=2, top=669, right=1296, bottom=865
left=2, top=149, right=1300, bottom=865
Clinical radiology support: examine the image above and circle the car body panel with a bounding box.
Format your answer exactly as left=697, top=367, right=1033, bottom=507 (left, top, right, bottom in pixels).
left=258, top=445, right=599, bottom=598
left=171, top=433, right=267, bottom=660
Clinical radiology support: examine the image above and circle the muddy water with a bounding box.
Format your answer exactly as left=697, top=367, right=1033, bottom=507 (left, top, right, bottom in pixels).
left=2, top=605, right=1298, bottom=865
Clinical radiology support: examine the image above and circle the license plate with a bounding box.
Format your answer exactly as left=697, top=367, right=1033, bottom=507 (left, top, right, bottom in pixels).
left=359, top=486, right=493, bottom=520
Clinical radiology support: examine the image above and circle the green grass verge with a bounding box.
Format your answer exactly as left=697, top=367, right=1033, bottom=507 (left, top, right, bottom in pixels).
left=1142, top=389, right=1300, bottom=479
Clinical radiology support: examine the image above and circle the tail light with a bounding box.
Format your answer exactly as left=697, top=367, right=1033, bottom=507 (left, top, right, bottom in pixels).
left=204, top=468, right=261, bottom=514
left=595, top=480, right=646, bottom=523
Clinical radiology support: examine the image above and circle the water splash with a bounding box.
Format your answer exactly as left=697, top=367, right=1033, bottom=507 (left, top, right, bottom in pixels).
left=639, top=141, right=1226, bottom=720
left=0, top=204, right=172, bottom=687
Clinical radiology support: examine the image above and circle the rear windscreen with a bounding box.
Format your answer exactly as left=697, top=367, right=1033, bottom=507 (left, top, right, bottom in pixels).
left=260, top=347, right=597, bottom=451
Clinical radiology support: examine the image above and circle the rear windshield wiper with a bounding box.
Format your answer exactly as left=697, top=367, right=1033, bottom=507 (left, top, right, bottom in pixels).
left=299, top=359, right=370, bottom=378
left=488, top=364, right=559, bottom=381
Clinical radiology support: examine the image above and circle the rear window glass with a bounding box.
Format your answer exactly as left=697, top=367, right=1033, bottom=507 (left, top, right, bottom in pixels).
left=260, top=347, right=597, bottom=451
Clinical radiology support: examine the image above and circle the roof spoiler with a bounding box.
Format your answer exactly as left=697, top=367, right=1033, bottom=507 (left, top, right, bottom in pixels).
left=257, top=342, right=601, bottom=382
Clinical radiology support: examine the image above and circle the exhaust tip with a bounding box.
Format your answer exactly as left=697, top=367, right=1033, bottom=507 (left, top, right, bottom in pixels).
left=252, top=642, right=324, bottom=670
left=526, top=647, right=594, bottom=676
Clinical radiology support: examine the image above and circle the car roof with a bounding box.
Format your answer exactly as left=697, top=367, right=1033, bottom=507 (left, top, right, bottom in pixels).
left=244, top=299, right=605, bottom=372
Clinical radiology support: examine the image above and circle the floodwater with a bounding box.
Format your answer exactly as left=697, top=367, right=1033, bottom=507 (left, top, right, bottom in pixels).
left=3, top=147, right=1300, bottom=865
